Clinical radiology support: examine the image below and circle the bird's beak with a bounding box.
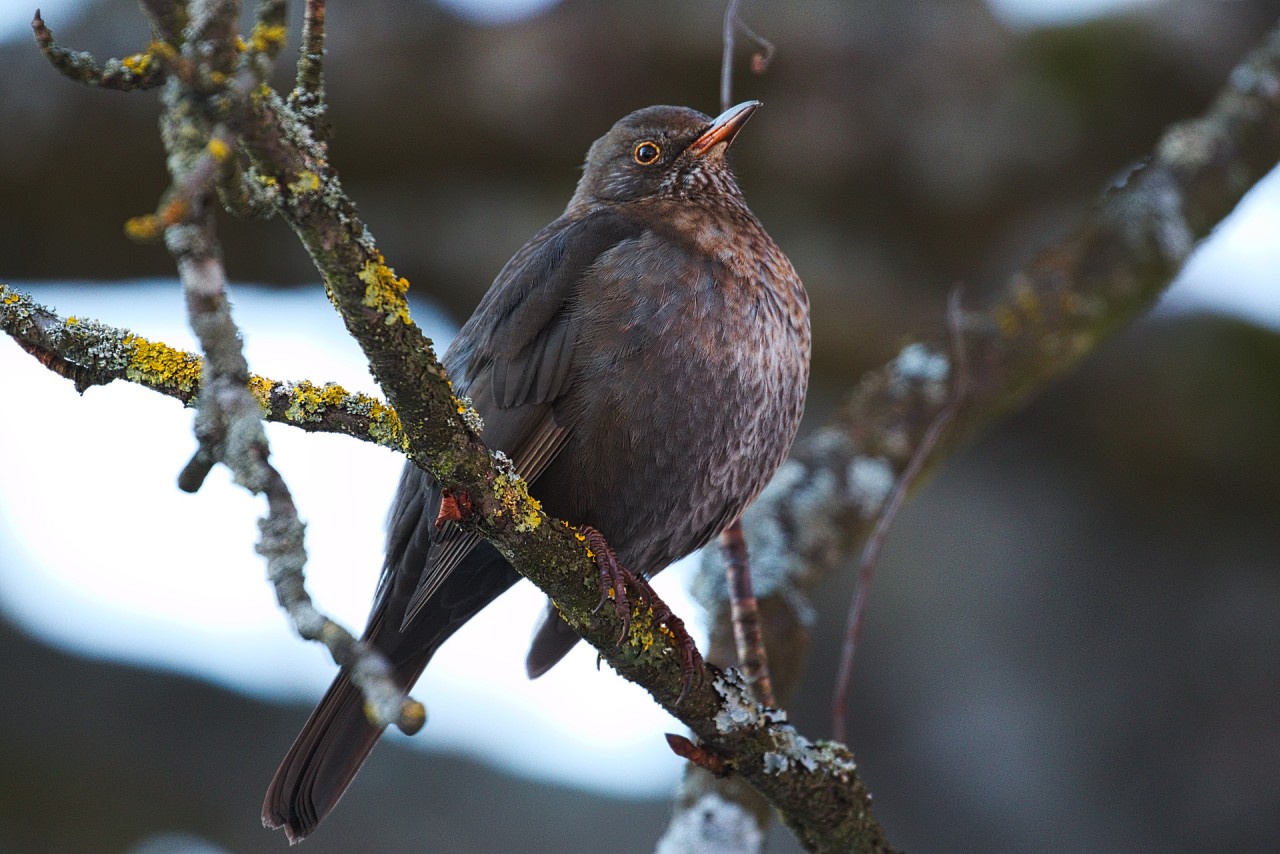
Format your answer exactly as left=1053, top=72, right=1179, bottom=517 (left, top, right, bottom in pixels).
left=686, top=100, right=761, bottom=158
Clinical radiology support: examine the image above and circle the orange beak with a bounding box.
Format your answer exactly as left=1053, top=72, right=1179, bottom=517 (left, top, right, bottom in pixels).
left=686, top=100, right=761, bottom=157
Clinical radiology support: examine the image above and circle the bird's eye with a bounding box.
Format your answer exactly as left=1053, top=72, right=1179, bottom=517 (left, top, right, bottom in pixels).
left=633, top=141, right=661, bottom=165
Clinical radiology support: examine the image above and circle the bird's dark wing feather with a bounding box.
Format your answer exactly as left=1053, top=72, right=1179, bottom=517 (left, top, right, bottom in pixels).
left=389, top=208, right=648, bottom=627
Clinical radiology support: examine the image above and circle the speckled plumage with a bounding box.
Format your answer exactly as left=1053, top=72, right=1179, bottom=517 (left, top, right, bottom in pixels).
left=263, top=102, right=810, bottom=841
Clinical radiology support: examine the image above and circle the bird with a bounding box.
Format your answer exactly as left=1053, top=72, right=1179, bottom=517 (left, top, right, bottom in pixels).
left=262, top=100, right=810, bottom=841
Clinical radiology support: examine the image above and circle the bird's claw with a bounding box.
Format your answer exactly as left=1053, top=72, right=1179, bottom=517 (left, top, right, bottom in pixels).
left=580, top=525, right=704, bottom=702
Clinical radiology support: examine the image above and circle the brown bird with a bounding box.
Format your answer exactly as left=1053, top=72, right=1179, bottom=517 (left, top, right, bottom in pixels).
left=262, top=101, right=810, bottom=841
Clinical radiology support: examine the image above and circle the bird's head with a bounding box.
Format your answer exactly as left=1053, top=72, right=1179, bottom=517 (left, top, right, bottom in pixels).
left=570, top=101, right=760, bottom=208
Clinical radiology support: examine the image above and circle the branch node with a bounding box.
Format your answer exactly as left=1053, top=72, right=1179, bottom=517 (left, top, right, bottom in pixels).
left=666, top=733, right=729, bottom=776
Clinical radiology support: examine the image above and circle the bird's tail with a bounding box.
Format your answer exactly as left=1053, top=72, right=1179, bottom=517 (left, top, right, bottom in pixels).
left=261, top=659, right=426, bottom=843
left=262, top=539, right=521, bottom=842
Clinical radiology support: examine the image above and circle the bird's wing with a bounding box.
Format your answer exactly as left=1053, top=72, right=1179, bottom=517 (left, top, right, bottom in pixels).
left=387, top=208, right=648, bottom=628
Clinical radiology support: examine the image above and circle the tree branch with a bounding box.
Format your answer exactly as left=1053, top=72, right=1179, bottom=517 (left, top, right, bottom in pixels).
left=31, top=9, right=167, bottom=91
left=0, top=282, right=409, bottom=449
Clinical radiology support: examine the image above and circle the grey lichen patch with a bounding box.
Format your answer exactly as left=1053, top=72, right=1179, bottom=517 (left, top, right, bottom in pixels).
left=490, top=450, right=542, bottom=533
left=452, top=392, right=484, bottom=433
left=768, top=726, right=819, bottom=772
left=894, top=342, right=950, bottom=383
left=891, top=342, right=950, bottom=404
left=846, top=455, right=895, bottom=519
left=63, top=316, right=134, bottom=371
left=762, top=751, right=789, bottom=775
left=694, top=452, right=848, bottom=610
left=785, top=464, right=840, bottom=564
left=713, top=669, right=764, bottom=734
left=809, top=740, right=860, bottom=780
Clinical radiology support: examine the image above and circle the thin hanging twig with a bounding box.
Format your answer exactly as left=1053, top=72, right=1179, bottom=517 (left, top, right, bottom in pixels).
left=715, top=0, right=782, bottom=713
left=832, top=287, right=971, bottom=743
left=720, top=519, right=776, bottom=707
left=720, top=0, right=776, bottom=112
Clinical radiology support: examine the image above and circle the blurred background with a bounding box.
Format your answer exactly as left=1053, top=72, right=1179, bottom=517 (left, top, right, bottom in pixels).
left=1, top=0, right=1278, bottom=852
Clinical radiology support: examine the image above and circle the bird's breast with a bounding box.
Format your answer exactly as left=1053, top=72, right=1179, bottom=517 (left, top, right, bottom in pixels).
left=542, top=214, right=809, bottom=572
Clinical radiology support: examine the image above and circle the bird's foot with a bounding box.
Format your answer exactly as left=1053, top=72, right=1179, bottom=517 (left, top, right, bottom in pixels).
left=580, top=525, right=704, bottom=703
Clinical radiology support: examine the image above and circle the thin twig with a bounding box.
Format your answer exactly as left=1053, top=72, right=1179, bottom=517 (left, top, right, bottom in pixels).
left=295, top=0, right=326, bottom=99
left=0, top=282, right=409, bottom=447
left=720, top=519, right=776, bottom=707
left=125, top=0, right=422, bottom=735
left=290, top=0, right=331, bottom=144
left=831, top=287, right=971, bottom=743
left=718, top=0, right=781, bottom=711
left=31, top=9, right=167, bottom=90
left=720, top=0, right=776, bottom=112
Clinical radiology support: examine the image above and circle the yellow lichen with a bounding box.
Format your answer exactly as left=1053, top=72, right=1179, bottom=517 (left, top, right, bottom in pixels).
left=627, top=609, right=658, bottom=653
left=124, top=214, right=162, bottom=242
left=357, top=253, right=412, bottom=326
left=257, top=174, right=278, bottom=188
left=65, top=316, right=79, bottom=326
left=148, top=41, right=177, bottom=65
left=366, top=400, right=409, bottom=451
left=3, top=290, right=19, bottom=306
left=121, top=52, right=152, bottom=75
left=288, top=170, right=321, bottom=195
left=123, top=334, right=202, bottom=392
left=246, top=374, right=274, bottom=411
left=398, top=700, right=427, bottom=734
left=207, top=138, right=231, bottom=162
left=283, top=380, right=350, bottom=422
left=248, top=22, right=288, bottom=55
left=494, top=465, right=542, bottom=533
left=247, top=378, right=407, bottom=451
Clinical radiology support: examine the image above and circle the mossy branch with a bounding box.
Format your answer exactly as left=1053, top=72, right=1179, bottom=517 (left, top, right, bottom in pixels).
left=31, top=9, right=168, bottom=91
left=0, top=283, right=409, bottom=450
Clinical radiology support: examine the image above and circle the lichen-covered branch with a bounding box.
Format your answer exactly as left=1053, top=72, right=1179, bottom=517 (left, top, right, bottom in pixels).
left=31, top=9, right=167, bottom=91
left=0, top=282, right=408, bottom=449
left=288, top=0, right=331, bottom=144
left=23, top=0, right=424, bottom=734
left=146, top=0, right=421, bottom=734
left=677, top=19, right=1280, bottom=851
left=832, top=287, right=970, bottom=745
